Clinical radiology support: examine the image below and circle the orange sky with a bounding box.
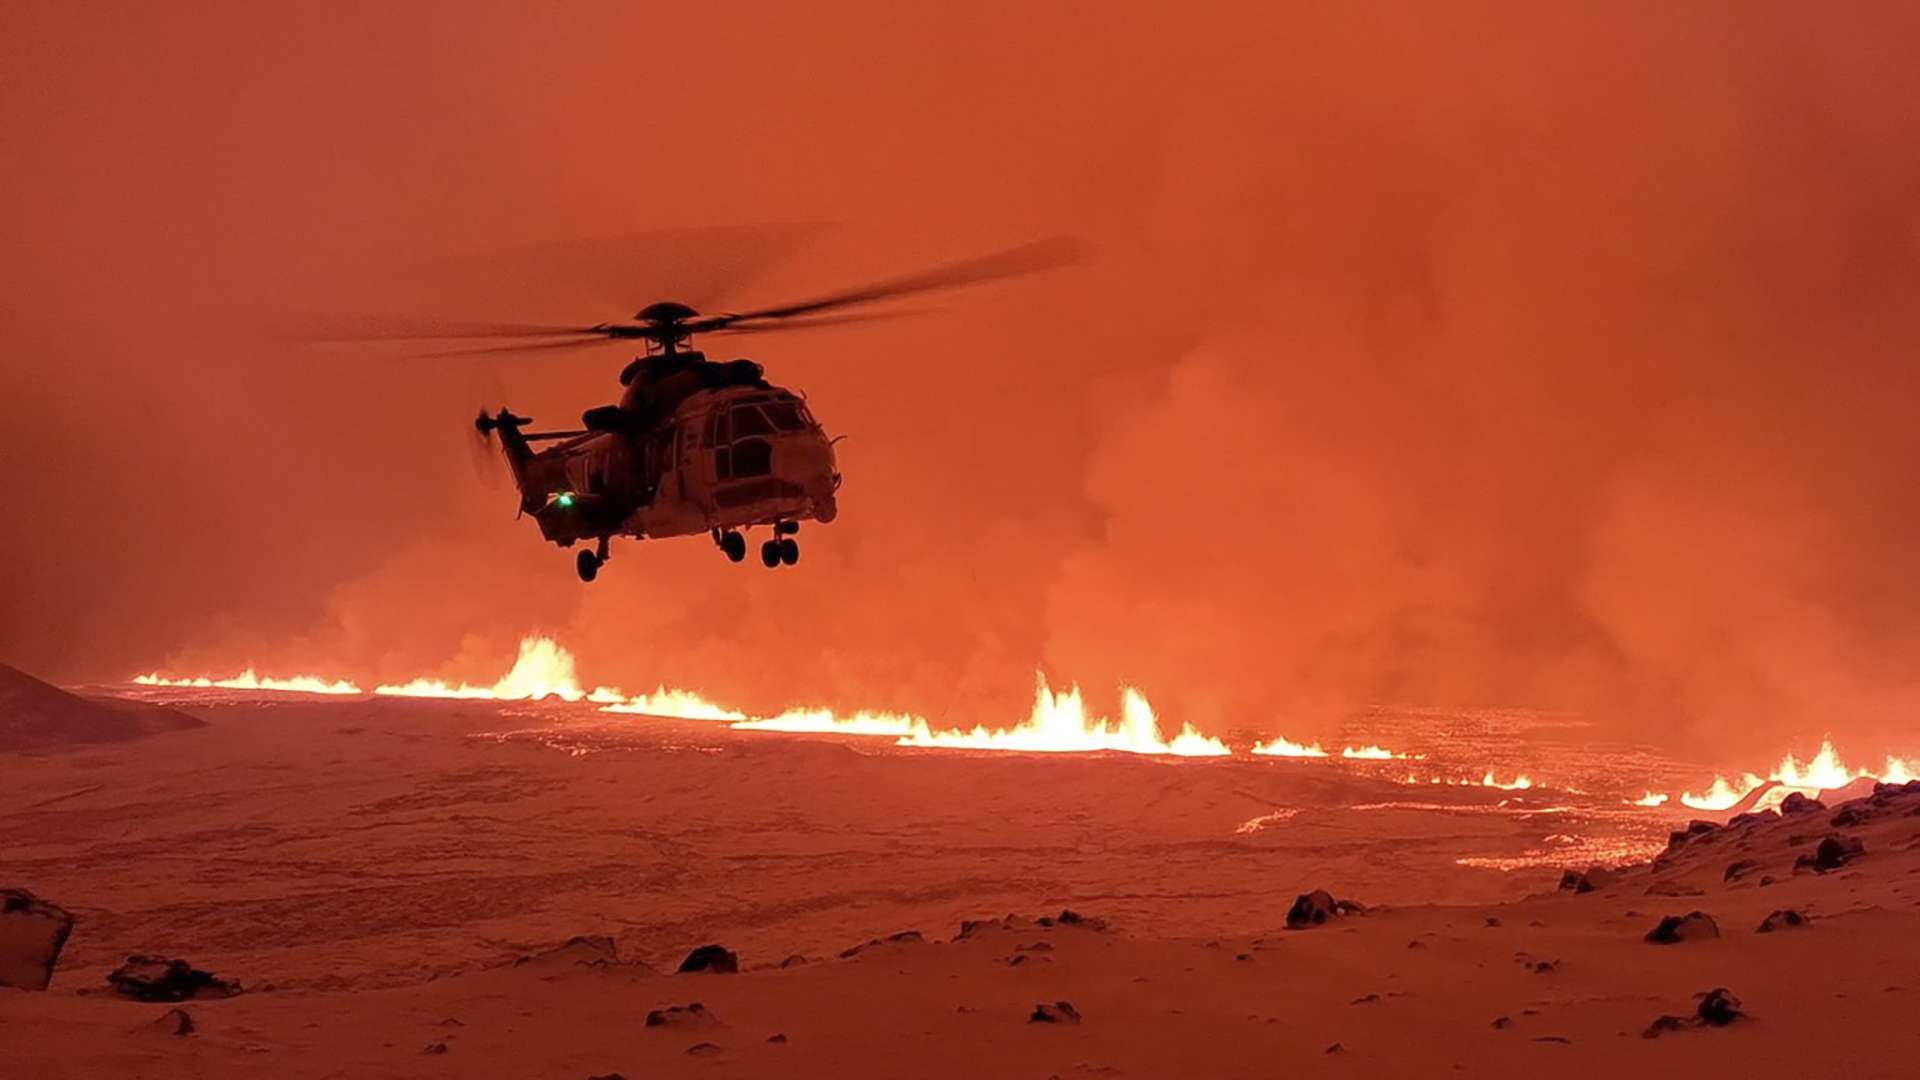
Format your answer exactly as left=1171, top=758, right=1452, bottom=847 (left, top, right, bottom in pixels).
left=3, top=2, right=1917, bottom=756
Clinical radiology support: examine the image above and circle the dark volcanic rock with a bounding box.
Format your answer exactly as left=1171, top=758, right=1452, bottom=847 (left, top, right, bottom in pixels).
left=516, top=935, right=617, bottom=969
left=1645, top=911, right=1720, bottom=944
left=1723, top=860, right=1761, bottom=883
left=1757, top=909, right=1808, bottom=933
left=1558, top=867, right=1613, bottom=894
left=1729, top=810, right=1778, bottom=829
left=1030, top=1001, right=1082, bottom=1024
left=149, top=1008, right=194, bottom=1037
left=0, top=889, right=74, bottom=991
left=1795, top=834, right=1865, bottom=873
left=1697, top=988, right=1744, bottom=1026
left=646, top=1002, right=716, bottom=1028
left=106, top=955, right=240, bottom=1002
left=1779, top=792, right=1826, bottom=816
left=778, top=953, right=810, bottom=968
left=1829, top=805, right=1869, bottom=827
left=1286, top=889, right=1359, bottom=928
left=676, top=944, right=738, bottom=974
left=685, top=1042, right=723, bottom=1056
left=839, top=930, right=925, bottom=959
left=1642, top=1015, right=1689, bottom=1039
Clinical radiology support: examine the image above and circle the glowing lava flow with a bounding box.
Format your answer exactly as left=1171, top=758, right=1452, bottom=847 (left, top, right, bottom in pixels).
left=599, top=687, right=747, bottom=722
left=131, top=671, right=362, bottom=695
left=1678, top=740, right=1917, bottom=810
left=735, top=708, right=921, bottom=736
left=730, top=678, right=1231, bottom=757
left=1250, top=735, right=1329, bottom=757
left=1342, top=744, right=1424, bottom=760
left=895, top=680, right=1230, bottom=757
left=1631, top=792, right=1670, bottom=807
left=374, top=637, right=585, bottom=701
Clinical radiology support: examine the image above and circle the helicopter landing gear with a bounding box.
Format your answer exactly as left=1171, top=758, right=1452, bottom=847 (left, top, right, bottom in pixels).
left=714, top=529, right=747, bottom=563
left=577, top=536, right=610, bottom=582
left=760, top=536, right=799, bottom=568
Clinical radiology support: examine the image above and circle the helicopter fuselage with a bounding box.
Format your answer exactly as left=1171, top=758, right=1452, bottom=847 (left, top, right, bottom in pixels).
left=514, top=383, right=840, bottom=550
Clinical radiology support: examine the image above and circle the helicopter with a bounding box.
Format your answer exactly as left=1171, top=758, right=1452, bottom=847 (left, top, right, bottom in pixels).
left=334, top=238, right=1076, bottom=582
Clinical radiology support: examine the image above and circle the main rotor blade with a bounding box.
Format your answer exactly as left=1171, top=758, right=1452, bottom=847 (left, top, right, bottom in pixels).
left=290, top=317, right=604, bottom=342
left=416, top=336, right=624, bottom=359
left=689, top=236, right=1083, bottom=332
left=700, top=309, right=923, bottom=337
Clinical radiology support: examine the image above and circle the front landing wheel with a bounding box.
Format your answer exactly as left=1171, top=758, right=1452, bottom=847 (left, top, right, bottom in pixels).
left=576, top=549, right=601, bottom=582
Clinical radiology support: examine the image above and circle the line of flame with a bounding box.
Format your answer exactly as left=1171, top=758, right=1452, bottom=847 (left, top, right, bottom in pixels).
left=131, top=671, right=362, bottom=695
left=1674, top=740, right=1916, bottom=810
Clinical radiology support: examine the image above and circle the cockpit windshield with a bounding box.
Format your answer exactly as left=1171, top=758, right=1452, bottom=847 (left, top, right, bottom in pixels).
left=732, top=399, right=810, bottom=434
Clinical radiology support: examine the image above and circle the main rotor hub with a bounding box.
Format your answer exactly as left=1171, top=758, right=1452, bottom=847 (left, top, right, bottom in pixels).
left=635, top=301, right=699, bottom=324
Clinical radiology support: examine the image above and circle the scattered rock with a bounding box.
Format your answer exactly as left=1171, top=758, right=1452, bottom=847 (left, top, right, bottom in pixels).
left=778, top=954, right=810, bottom=969
left=767, top=1033, right=788, bottom=1044
left=1830, top=806, right=1869, bottom=828
left=1644, top=879, right=1705, bottom=897
left=0, top=888, right=74, bottom=991
left=1530, top=960, right=1557, bottom=974
left=1723, top=860, right=1760, bottom=883
left=587, top=1073, right=626, bottom=1080
left=106, top=956, right=240, bottom=1002
left=1729, top=810, right=1778, bottom=829
left=1484, top=916, right=1502, bottom=928
left=1558, top=866, right=1612, bottom=893
left=1490, top=1016, right=1512, bottom=1029
left=646, top=1003, right=717, bottom=1028
left=1286, top=888, right=1362, bottom=928
left=686, top=1042, right=723, bottom=1056
left=1757, top=909, right=1808, bottom=933
left=1351, top=993, right=1380, bottom=1005
left=1324, top=1043, right=1345, bottom=1055
left=676, top=944, right=738, bottom=974
left=1697, top=987, right=1744, bottom=1026
left=1645, top=911, right=1720, bottom=944
left=422, top=1042, right=449, bottom=1055
left=1779, top=792, right=1826, bottom=816
left=1030, top=1001, right=1082, bottom=1024
left=1795, top=834, right=1865, bottom=873
left=149, top=1008, right=194, bottom=1037
left=1533, top=1035, right=1571, bottom=1044
left=1642, top=1015, right=1689, bottom=1039
left=839, top=930, right=925, bottom=959
left=516, top=935, right=617, bottom=969
left=1665, top=820, right=1722, bottom=853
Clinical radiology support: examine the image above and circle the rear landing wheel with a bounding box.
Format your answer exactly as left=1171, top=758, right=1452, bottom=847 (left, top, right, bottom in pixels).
left=576, top=549, right=601, bottom=582
left=778, top=538, right=799, bottom=566
left=760, top=540, right=782, bottom=569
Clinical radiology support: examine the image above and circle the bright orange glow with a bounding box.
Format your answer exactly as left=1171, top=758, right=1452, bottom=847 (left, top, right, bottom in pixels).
left=894, top=679, right=1229, bottom=757
left=1677, top=740, right=1916, bottom=810
left=600, top=686, right=748, bottom=722
left=131, top=671, right=362, bottom=695
left=1250, top=734, right=1329, bottom=757
left=1341, top=744, right=1423, bottom=760
left=373, top=636, right=585, bottom=701
left=1631, top=791, right=1670, bottom=807
left=734, top=708, right=921, bottom=736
